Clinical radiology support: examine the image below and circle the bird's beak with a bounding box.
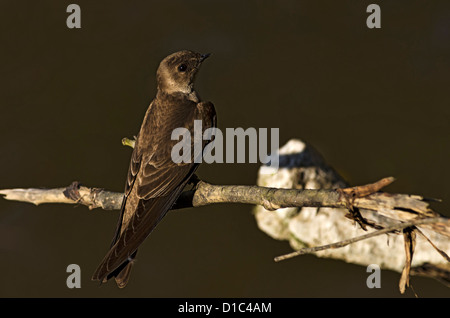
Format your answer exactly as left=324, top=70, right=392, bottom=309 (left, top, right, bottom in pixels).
left=199, top=53, right=211, bottom=62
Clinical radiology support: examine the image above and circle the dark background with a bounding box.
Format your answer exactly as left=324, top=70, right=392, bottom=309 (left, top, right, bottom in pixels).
left=0, top=1, right=449, bottom=297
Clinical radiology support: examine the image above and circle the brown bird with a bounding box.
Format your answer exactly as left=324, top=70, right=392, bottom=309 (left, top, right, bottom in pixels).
left=92, top=50, right=216, bottom=288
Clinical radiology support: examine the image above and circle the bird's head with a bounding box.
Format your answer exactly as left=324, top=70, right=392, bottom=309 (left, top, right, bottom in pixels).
left=156, top=50, right=210, bottom=95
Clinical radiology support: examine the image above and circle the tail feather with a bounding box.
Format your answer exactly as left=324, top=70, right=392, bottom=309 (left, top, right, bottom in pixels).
left=114, top=252, right=137, bottom=288
left=92, top=187, right=184, bottom=285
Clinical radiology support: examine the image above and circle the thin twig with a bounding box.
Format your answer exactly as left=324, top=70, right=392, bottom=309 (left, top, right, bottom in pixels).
left=415, top=227, right=450, bottom=262
left=274, top=217, right=449, bottom=262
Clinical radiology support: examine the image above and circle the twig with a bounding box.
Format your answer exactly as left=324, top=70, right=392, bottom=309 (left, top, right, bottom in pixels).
left=274, top=217, right=449, bottom=262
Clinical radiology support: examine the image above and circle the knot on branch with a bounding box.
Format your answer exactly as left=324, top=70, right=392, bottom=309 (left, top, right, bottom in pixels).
left=62, top=181, right=120, bottom=210
left=261, top=197, right=281, bottom=211
left=63, top=181, right=82, bottom=202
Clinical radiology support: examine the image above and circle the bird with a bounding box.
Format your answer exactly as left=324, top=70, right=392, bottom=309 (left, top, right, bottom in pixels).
left=92, top=50, right=216, bottom=288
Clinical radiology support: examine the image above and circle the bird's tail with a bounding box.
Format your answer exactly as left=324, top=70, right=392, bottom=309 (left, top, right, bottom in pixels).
left=92, top=172, right=195, bottom=287
left=102, top=250, right=137, bottom=288
left=114, top=257, right=136, bottom=288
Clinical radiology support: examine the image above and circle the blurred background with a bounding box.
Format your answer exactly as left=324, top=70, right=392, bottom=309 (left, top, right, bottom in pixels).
left=0, top=0, right=449, bottom=297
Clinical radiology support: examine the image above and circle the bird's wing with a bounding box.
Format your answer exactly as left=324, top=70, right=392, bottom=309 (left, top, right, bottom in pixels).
left=109, top=97, right=196, bottom=247
left=108, top=139, right=143, bottom=248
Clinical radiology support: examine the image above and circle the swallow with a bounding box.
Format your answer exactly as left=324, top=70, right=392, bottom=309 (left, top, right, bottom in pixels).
left=92, top=50, right=216, bottom=288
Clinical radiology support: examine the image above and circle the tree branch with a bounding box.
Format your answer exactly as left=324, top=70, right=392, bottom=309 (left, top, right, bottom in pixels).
left=1, top=137, right=449, bottom=292
left=1, top=177, right=447, bottom=237
left=1, top=178, right=396, bottom=211
left=0, top=177, right=431, bottom=213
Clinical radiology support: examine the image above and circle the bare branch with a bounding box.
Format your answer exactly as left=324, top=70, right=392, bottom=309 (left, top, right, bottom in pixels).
left=274, top=217, right=449, bottom=262
left=2, top=177, right=448, bottom=238
left=0, top=183, right=122, bottom=210
left=0, top=177, right=435, bottom=215
left=1, top=137, right=448, bottom=291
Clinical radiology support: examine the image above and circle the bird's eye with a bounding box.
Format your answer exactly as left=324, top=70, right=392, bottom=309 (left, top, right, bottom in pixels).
left=178, top=64, right=187, bottom=72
